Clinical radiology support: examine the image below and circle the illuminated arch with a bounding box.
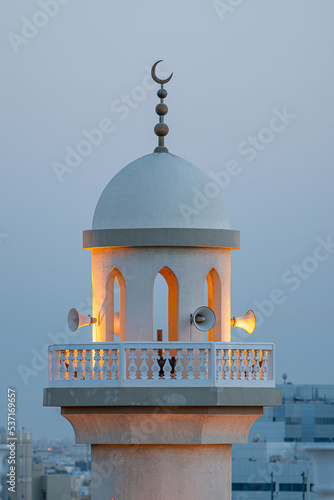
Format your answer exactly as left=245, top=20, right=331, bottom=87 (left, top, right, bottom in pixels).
left=153, top=266, right=178, bottom=341
left=106, top=267, right=126, bottom=342
left=206, top=268, right=221, bottom=341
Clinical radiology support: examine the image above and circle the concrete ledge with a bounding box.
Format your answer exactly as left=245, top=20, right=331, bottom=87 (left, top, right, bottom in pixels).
left=82, top=228, right=240, bottom=249
left=43, top=386, right=281, bottom=408
left=61, top=410, right=262, bottom=445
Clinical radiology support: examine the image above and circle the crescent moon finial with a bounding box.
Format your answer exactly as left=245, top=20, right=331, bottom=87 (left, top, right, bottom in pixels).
left=151, top=60, right=173, bottom=85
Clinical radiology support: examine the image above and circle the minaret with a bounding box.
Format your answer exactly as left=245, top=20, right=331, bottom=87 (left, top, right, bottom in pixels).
left=44, top=61, right=281, bottom=500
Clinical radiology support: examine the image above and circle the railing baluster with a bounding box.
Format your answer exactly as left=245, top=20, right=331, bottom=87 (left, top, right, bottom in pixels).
left=118, top=345, right=125, bottom=382
left=254, top=350, right=261, bottom=381
left=76, top=349, right=84, bottom=381
left=175, top=349, right=184, bottom=380
left=53, top=348, right=59, bottom=382
left=198, top=349, right=207, bottom=380
left=223, top=349, right=230, bottom=380
left=152, top=349, right=160, bottom=380
left=128, top=348, right=138, bottom=380
left=67, top=350, right=75, bottom=381
left=59, top=350, right=67, bottom=381
left=49, top=347, right=53, bottom=383
left=238, top=349, right=246, bottom=381
left=164, top=349, right=172, bottom=380
left=140, top=348, right=149, bottom=380
left=186, top=349, right=195, bottom=380
left=261, top=350, right=268, bottom=380
left=111, top=349, right=119, bottom=380
left=246, top=349, right=253, bottom=381
left=216, top=349, right=223, bottom=381
left=93, top=349, right=101, bottom=381
left=231, top=349, right=238, bottom=381
left=85, top=349, right=93, bottom=380
left=102, top=349, right=110, bottom=381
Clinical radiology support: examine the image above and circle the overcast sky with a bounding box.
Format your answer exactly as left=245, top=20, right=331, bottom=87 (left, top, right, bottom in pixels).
left=1, top=0, right=334, bottom=440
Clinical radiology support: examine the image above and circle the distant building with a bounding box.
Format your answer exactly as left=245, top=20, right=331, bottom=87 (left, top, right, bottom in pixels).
left=0, top=429, right=86, bottom=499
left=40, top=474, right=81, bottom=500
left=232, top=383, right=334, bottom=498
left=0, top=428, right=32, bottom=500
left=32, top=462, right=44, bottom=500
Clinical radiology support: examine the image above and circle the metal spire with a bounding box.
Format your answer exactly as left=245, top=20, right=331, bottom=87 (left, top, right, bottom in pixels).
left=151, top=60, right=173, bottom=153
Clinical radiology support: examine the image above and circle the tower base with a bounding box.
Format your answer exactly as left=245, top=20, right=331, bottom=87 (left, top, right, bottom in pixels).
left=44, top=386, right=281, bottom=500
left=92, top=444, right=231, bottom=500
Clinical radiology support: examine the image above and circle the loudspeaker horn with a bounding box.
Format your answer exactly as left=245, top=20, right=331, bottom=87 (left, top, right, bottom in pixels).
left=190, top=306, right=216, bottom=332
left=67, top=308, right=99, bottom=333
left=231, top=310, right=256, bottom=335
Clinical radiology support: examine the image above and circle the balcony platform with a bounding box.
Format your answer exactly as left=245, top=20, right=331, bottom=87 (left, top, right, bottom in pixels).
left=44, top=385, right=281, bottom=408
left=44, top=341, right=281, bottom=500
left=45, top=340, right=280, bottom=444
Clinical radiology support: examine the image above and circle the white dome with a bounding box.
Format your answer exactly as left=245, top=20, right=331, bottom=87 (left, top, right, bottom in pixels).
left=92, top=153, right=231, bottom=230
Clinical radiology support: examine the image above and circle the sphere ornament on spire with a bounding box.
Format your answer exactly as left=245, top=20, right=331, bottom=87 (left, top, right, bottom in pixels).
left=151, top=60, right=173, bottom=153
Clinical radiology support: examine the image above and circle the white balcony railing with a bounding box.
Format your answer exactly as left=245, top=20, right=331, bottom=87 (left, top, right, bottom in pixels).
left=48, top=342, right=275, bottom=387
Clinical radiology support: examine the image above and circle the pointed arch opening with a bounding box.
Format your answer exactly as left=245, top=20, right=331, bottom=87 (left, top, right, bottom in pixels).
left=206, top=268, right=221, bottom=342
left=106, top=267, right=126, bottom=342
left=153, top=266, right=178, bottom=341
